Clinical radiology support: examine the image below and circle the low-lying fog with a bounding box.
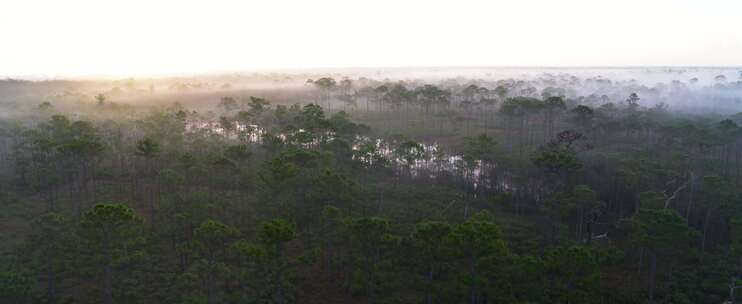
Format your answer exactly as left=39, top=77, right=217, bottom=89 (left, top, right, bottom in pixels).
left=2, top=67, right=742, bottom=117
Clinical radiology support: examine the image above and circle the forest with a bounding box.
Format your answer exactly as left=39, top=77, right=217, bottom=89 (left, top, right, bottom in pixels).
left=2, top=68, right=742, bottom=304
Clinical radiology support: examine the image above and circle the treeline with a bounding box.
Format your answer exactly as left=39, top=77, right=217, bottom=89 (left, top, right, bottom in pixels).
left=2, top=201, right=622, bottom=304
left=1, top=79, right=742, bottom=304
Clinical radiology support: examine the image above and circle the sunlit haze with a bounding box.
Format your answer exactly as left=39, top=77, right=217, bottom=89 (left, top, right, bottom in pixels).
left=1, top=0, right=741, bottom=77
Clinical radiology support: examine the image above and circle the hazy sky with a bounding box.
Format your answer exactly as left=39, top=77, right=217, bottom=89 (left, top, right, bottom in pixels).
left=1, top=0, right=741, bottom=77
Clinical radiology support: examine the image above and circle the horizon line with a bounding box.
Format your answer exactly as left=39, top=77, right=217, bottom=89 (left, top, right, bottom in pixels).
left=4, top=65, right=741, bottom=81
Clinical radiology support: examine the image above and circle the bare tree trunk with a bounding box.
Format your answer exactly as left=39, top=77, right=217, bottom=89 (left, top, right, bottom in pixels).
left=425, top=266, right=435, bottom=304
left=103, top=229, right=113, bottom=304
left=207, top=253, right=215, bottom=304
left=364, top=253, right=374, bottom=304
left=686, top=172, right=696, bottom=221
left=46, top=258, right=56, bottom=304
left=730, top=277, right=737, bottom=304
left=649, top=251, right=657, bottom=302
left=702, top=208, right=713, bottom=253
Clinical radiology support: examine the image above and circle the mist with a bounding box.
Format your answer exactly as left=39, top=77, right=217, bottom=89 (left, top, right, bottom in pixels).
left=4, top=66, right=742, bottom=303
left=4, top=0, right=742, bottom=302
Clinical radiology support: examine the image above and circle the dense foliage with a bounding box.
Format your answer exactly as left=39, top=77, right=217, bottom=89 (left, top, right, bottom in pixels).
left=2, top=70, right=742, bottom=303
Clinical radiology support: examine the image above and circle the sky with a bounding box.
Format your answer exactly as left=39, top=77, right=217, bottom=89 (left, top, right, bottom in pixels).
left=0, top=0, right=741, bottom=77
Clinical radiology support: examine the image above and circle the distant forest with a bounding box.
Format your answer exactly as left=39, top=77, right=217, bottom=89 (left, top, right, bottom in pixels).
left=2, top=69, right=742, bottom=303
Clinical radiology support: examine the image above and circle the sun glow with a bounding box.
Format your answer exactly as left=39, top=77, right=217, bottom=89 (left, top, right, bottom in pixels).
left=1, top=0, right=741, bottom=77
